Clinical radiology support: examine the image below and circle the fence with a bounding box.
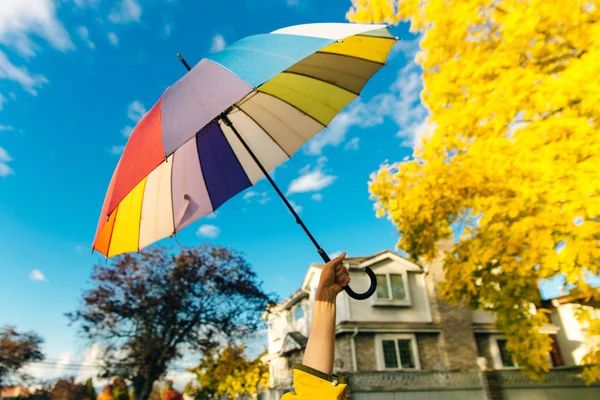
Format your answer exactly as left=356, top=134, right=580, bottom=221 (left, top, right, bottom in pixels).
left=346, top=370, right=485, bottom=400
left=260, top=367, right=600, bottom=400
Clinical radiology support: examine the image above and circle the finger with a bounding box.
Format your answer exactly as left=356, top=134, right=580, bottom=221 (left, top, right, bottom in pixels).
left=336, top=271, right=349, bottom=284
left=339, top=275, right=351, bottom=287
left=335, top=264, right=348, bottom=277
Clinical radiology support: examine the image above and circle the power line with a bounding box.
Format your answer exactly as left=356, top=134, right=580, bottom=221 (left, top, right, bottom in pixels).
left=30, top=361, right=190, bottom=373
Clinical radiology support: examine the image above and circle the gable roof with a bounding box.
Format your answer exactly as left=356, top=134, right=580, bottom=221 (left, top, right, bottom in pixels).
left=301, top=249, right=422, bottom=290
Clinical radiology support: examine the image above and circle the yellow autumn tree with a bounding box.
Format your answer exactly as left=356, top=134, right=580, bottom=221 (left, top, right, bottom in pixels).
left=187, top=344, right=268, bottom=399
left=348, top=0, right=600, bottom=381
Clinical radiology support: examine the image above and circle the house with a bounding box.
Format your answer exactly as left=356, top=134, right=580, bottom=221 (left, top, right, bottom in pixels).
left=0, top=386, right=31, bottom=399
left=262, top=244, right=600, bottom=392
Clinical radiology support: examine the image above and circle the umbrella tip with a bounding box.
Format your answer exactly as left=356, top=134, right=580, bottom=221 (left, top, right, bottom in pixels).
left=177, top=53, right=192, bottom=71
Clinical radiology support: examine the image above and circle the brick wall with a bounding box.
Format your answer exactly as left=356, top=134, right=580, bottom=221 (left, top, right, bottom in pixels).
left=416, top=333, right=442, bottom=370
left=354, top=334, right=376, bottom=371
left=335, top=333, right=377, bottom=372
left=335, top=333, right=354, bottom=373
left=424, top=240, right=480, bottom=370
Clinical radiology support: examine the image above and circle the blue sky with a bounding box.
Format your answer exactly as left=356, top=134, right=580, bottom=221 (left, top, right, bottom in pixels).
left=0, top=0, right=568, bottom=385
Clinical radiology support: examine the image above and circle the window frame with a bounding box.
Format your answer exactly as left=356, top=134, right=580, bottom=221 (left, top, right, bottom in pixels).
left=371, top=271, right=412, bottom=307
left=490, top=335, right=520, bottom=369
left=375, top=333, right=421, bottom=371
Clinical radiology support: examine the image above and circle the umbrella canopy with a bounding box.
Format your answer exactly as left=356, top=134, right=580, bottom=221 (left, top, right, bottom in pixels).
left=93, top=23, right=397, bottom=258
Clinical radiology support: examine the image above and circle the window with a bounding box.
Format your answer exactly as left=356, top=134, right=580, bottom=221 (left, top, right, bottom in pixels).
left=294, top=305, right=304, bottom=321
left=390, top=274, right=407, bottom=299
left=491, top=336, right=518, bottom=369
left=376, top=334, right=420, bottom=370
left=496, top=339, right=516, bottom=368
left=373, top=273, right=410, bottom=306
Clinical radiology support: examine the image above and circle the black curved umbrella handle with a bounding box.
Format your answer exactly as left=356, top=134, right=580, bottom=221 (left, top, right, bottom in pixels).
left=343, top=267, right=377, bottom=300
left=319, top=250, right=377, bottom=301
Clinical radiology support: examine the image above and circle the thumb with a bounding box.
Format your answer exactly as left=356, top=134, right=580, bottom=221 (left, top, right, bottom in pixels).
left=332, top=252, right=346, bottom=263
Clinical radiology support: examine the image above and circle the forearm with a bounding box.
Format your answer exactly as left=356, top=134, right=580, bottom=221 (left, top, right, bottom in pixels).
left=302, top=291, right=337, bottom=374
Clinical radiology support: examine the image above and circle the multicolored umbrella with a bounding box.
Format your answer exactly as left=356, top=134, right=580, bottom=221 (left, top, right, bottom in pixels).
left=93, top=23, right=398, bottom=299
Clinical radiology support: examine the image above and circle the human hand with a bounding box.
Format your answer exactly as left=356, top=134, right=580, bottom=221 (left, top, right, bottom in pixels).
left=316, top=252, right=350, bottom=303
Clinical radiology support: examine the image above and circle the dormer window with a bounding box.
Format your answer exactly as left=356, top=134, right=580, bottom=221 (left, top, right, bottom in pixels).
left=372, top=272, right=411, bottom=307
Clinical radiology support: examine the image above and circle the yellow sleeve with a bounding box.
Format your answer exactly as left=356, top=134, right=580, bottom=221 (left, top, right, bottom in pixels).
left=281, top=364, right=348, bottom=400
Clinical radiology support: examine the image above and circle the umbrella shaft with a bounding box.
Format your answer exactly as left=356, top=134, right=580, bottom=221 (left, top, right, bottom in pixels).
left=176, top=52, right=329, bottom=262
left=220, top=113, right=331, bottom=264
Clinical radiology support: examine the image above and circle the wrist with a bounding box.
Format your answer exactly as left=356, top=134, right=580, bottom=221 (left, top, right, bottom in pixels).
left=315, top=286, right=338, bottom=303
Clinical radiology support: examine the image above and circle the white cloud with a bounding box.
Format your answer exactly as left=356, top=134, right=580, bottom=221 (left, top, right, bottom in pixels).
left=290, top=200, right=303, bottom=213
left=109, top=145, right=125, bottom=155
left=287, top=157, right=337, bottom=194
left=164, top=24, right=173, bottom=37
left=344, top=137, right=360, bottom=151
left=0, top=125, right=14, bottom=131
left=0, top=163, right=14, bottom=177
left=210, top=34, right=226, bottom=53
left=117, top=101, right=145, bottom=140
left=26, top=352, right=73, bottom=382
left=121, top=125, right=134, bottom=138
left=75, top=245, right=85, bottom=253
left=0, top=146, right=12, bottom=162
left=0, top=93, right=6, bottom=110
left=311, top=193, right=323, bottom=202
left=29, top=269, right=46, bottom=281
left=412, top=120, right=435, bottom=150
left=330, top=250, right=344, bottom=259
left=258, top=194, right=271, bottom=204
left=74, top=0, right=100, bottom=7
left=389, top=63, right=429, bottom=147
left=205, top=212, right=218, bottom=219
left=243, top=190, right=271, bottom=205
left=243, top=191, right=258, bottom=201
left=197, top=224, right=220, bottom=238
left=107, top=32, right=119, bottom=46
left=0, top=50, right=48, bottom=95
left=127, top=100, right=146, bottom=122
left=164, top=370, right=196, bottom=392
left=288, top=171, right=336, bottom=194
left=0, top=146, right=14, bottom=177
left=0, top=0, right=74, bottom=57
left=76, top=343, right=108, bottom=385
left=304, top=97, right=389, bottom=155
left=109, top=0, right=142, bottom=24
left=389, top=37, right=421, bottom=61
left=76, top=26, right=95, bottom=49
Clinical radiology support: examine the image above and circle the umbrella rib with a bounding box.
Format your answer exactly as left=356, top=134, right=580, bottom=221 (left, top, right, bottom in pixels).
left=253, top=90, right=325, bottom=128
left=236, top=98, right=315, bottom=152
left=169, top=151, right=177, bottom=238
left=232, top=105, right=292, bottom=158
left=104, top=206, right=119, bottom=258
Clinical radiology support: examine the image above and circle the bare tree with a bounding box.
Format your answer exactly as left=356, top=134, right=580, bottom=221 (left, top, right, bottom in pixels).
left=68, top=245, right=272, bottom=400
left=0, top=326, right=44, bottom=389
